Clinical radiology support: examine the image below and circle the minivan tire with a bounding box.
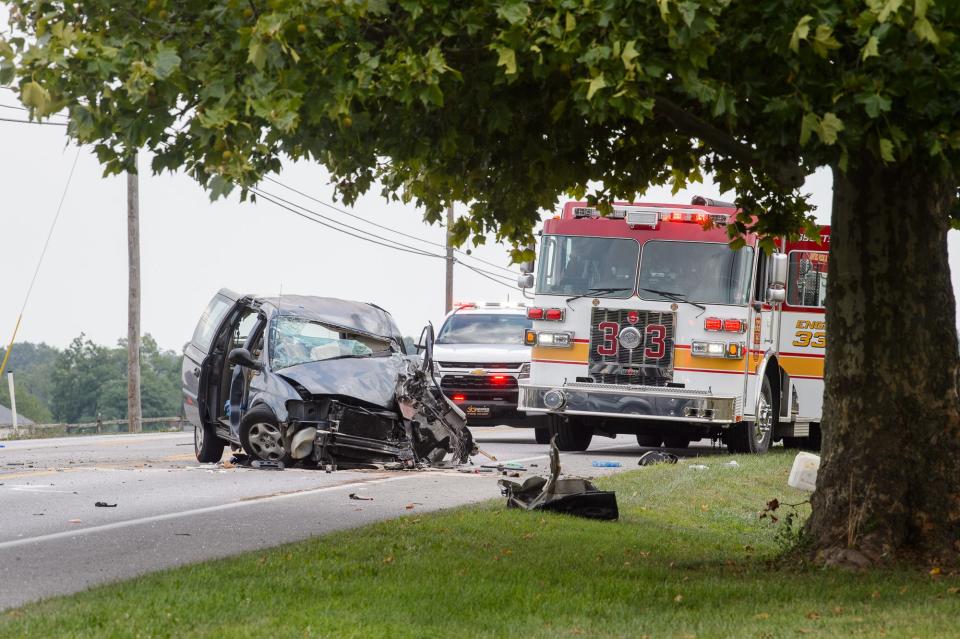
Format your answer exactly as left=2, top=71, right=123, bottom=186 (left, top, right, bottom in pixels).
left=240, top=405, right=291, bottom=463
left=194, top=422, right=225, bottom=463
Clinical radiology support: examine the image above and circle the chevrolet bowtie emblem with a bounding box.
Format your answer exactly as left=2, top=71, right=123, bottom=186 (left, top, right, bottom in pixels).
left=469, top=368, right=488, bottom=376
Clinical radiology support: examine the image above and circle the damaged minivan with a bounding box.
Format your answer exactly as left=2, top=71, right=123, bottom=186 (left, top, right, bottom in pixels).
left=182, top=289, right=474, bottom=469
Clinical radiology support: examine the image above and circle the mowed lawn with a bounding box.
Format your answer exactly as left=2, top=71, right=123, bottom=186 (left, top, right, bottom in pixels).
left=3, top=452, right=957, bottom=638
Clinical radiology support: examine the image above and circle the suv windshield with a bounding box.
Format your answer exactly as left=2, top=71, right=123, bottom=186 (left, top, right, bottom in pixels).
left=536, top=235, right=639, bottom=298
left=269, top=316, right=392, bottom=370
left=638, top=241, right=754, bottom=305
left=437, top=314, right=531, bottom=345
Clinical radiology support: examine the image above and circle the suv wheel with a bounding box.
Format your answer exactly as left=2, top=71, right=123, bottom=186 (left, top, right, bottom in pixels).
left=534, top=427, right=551, bottom=444
left=635, top=434, right=662, bottom=448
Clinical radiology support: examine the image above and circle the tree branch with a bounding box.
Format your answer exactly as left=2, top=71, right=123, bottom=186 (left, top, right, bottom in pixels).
left=653, top=96, right=804, bottom=190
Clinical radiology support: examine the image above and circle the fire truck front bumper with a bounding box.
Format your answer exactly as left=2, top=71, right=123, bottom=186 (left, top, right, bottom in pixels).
left=518, top=381, right=740, bottom=423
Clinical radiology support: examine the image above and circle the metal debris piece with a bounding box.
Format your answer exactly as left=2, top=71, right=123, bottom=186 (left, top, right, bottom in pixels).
left=638, top=451, right=679, bottom=466
left=498, top=442, right=618, bottom=521
left=349, top=493, right=373, bottom=501
left=251, top=459, right=285, bottom=471
left=94, top=501, right=117, bottom=508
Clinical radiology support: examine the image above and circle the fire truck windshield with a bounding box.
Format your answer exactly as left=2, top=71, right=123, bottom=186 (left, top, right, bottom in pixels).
left=638, top=241, right=754, bottom=305
left=536, top=236, right=639, bottom=298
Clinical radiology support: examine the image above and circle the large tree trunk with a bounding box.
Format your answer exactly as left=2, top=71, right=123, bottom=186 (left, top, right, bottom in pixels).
left=805, top=158, right=960, bottom=567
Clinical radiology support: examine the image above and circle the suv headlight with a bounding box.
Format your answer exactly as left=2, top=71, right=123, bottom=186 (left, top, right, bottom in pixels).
left=432, top=361, right=442, bottom=376
left=518, top=363, right=531, bottom=379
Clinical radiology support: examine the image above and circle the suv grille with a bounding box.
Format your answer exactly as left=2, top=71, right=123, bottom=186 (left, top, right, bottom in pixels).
left=440, top=375, right=519, bottom=391
left=589, top=308, right=675, bottom=386
left=436, top=362, right=521, bottom=370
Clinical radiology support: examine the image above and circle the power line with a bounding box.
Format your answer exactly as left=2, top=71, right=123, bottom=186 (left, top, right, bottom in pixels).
left=264, top=176, right=520, bottom=276
left=248, top=186, right=520, bottom=291
left=0, top=103, right=68, bottom=118
left=1, top=147, right=82, bottom=377
left=0, top=115, right=67, bottom=126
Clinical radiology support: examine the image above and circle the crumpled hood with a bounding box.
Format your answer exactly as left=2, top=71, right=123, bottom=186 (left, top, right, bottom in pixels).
left=433, top=343, right=531, bottom=365
left=275, top=354, right=408, bottom=409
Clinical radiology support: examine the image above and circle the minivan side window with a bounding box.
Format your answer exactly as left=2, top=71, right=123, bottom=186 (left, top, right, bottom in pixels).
left=192, top=297, right=232, bottom=352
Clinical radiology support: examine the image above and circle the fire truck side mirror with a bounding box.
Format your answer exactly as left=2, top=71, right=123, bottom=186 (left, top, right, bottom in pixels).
left=520, top=259, right=535, bottom=274
left=518, top=273, right=535, bottom=289
left=769, top=253, right=788, bottom=288
left=767, top=287, right=786, bottom=304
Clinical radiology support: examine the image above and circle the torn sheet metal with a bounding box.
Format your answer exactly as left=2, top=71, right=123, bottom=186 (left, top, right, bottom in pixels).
left=498, top=442, right=619, bottom=520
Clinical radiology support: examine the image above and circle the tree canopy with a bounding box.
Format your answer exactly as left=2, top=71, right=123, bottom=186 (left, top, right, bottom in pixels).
left=3, top=1, right=957, bottom=254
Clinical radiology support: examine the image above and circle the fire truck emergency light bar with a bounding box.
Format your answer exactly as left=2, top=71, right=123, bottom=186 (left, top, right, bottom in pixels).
left=572, top=206, right=728, bottom=227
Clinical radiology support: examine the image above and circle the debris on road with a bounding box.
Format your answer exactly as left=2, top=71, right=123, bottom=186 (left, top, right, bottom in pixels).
left=251, top=460, right=284, bottom=471
left=592, top=460, right=622, bottom=468
left=68, top=519, right=81, bottom=524
left=688, top=464, right=709, bottom=471
left=638, top=451, right=679, bottom=466
left=499, top=442, right=618, bottom=520
left=94, top=501, right=117, bottom=508
left=723, top=460, right=740, bottom=468
left=349, top=493, right=373, bottom=501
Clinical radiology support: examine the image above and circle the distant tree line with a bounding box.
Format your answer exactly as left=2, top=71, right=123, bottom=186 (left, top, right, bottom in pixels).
left=0, top=335, right=182, bottom=424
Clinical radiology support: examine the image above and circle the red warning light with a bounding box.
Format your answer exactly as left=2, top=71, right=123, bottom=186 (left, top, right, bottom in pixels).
left=452, top=394, right=466, bottom=402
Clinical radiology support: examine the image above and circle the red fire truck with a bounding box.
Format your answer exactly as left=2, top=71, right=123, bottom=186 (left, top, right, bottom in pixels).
left=517, top=197, right=827, bottom=453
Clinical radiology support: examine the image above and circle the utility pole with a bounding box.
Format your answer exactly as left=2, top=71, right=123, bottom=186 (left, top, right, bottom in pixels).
left=445, top=203, right=454, bottom=313
left=6, top=371, right=18, bottom=435
left=127, top=156, right=142, bottom=434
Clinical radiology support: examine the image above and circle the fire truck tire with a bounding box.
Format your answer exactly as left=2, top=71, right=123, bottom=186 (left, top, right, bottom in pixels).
left=725, top=376, right=776, bottom=454
left=550, top=416, right=593, bottom=451
left=635, top=434, right=663, bottom=448
left=534, top=427, right=551, bottom=444
left=662, top=436, right=691, bottom=449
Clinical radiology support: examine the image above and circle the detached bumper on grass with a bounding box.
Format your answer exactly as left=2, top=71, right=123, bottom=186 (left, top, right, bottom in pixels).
left=498, top=442, right=618, bottom=520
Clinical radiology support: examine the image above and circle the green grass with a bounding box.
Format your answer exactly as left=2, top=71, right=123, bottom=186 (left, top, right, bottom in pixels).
left=3, top=452, right=957, bottom=638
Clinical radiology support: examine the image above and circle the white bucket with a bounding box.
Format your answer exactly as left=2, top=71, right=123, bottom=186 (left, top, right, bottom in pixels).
left=788, top=451, right=821, bottom=492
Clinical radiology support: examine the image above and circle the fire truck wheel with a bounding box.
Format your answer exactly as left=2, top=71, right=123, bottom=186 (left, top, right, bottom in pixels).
left=725, top=376, right=776, bottom=454
left=534, top=427, right=551, bottom=444
left=550, top=416, right=593, bottom=451
left=662, top=436, right=691, bottom=449
left=635, top=434, right=663, bottom=448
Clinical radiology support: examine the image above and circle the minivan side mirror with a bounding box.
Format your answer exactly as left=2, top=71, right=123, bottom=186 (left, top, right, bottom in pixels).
left=228, top=347, right=263, bottom=372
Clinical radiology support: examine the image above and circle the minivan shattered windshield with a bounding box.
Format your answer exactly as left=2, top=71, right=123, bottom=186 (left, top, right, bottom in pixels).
left=269, top=316, right=392, bottom=370
left=536, top=235, right=639, bottom=298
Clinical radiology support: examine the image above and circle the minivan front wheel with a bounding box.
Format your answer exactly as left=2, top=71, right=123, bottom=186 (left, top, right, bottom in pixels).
left=194, top=422, right=225, bottom=463
left=240, top=406, right=290, bottom=462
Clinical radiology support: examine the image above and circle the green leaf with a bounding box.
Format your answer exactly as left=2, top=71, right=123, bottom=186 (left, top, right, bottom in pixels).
left=586, top=73, right=607, bottom=100
left=818, top=112, right=845, bottom=145
left=859, top=93, right=891, bottom=118
left=789, top=15, right=813, bottom=53
left=861, top=35, right=879, bottom=60
left=248, top=41, right=267, bottom=70
left=877, top=0, right=903, bottom=22
left=621, top=40, right=639, bottom=70
left=495, top=46, right=517, bottom=75
left=21, top=81, right=50, bottom=112
left=497, top=1, right=530, bottom=25
left=913, top=17, right=939, bottom=43
left=565, top=12, right=576, bottom=32
left=151, top=45, right=180, bottom=80
left=879, top=137, right=895, bottom=162
left=811, top=24, right=841, bottom=58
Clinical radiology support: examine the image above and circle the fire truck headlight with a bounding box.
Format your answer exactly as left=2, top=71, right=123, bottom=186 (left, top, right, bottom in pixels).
left=692, top=340, right=726, bottom=358
left=543, top=388, right=566, bottom=410
left=537, top=331, right=572, bottom=347
left=692, top=340, right=745, bottom=359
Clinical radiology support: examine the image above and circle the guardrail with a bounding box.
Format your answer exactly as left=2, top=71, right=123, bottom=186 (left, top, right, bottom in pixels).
left=7, top=416, right=186, bottom=436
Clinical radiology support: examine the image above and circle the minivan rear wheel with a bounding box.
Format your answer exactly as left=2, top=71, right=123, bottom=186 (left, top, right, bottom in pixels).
left=194, top=422, right=225, bottom=463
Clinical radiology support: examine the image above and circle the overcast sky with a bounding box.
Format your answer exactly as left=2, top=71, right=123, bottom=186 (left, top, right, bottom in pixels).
left=2, top=95, right=958, bottom=353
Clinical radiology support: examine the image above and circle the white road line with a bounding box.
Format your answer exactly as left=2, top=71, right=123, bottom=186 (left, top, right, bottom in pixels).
left=0, top=474, right=413, bottom=551
left=0, top=444, right=636, bottom=551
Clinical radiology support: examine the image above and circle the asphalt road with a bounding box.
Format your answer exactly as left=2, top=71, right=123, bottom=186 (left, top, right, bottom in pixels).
left=0, top=428, right=721, bottom=610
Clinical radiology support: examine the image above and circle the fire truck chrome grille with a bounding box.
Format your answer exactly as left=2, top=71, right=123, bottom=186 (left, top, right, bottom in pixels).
left=589, top=308, right=675, bottom=386
left=564, top=381, right=713, bottom=396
